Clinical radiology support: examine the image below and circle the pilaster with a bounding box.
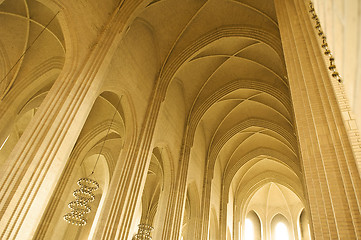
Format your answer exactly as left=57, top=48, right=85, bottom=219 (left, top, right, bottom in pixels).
left=161, top=143, right=192, bottom=240
left=219, top=184, right=228, bottom=240
left=275, top=0, right=361, bottom=238
left=91, top=83, right=167, bottom=239
left=198, top=172, right=213, bottom=240
left=0, top=1, right=140, bottom=238
left=233, top=205, right=240, bottom=240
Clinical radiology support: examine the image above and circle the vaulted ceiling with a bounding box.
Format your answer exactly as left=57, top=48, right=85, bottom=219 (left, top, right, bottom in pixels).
left=106, top=0, right=304, bottom=228
left=0, top=0, right=65, bottom=99
left=1, top=0, right=306, bottom=236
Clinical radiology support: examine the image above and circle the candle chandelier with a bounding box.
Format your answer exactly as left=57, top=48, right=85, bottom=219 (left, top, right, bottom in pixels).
left=63, top=96, right=121, bottom=226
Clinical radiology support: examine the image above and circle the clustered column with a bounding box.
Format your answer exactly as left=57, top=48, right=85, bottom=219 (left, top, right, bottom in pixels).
left=275, top=0, right=361, bottom=238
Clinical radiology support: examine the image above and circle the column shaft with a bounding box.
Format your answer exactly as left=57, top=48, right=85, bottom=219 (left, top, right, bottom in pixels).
left=0, top=1, right=138, bottom=238
left=275, top=0, right=361, bottom=238
left=161, top=143, right=191, bottom=240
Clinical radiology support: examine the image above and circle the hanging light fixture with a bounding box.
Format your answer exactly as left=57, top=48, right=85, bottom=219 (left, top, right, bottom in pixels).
left=63, top=96, right=121, bottom=226
left=63, top=178, right=99, bottom=226
left=134, top=224, right=154, bottom=240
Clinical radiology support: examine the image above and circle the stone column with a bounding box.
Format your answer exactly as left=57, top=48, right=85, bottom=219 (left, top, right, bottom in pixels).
left=219, top=185, right=229, bottom=240
left=0, top=1, right=140, bottom=238
left=233, top=205, right=240, bottom=240
left=160, top=143, right=192, bottom=240
left=91, top=84, right=166, bottom=239
left=275, top=0, right=361, bottom=239
left=199, top=173, right=213, bottom=240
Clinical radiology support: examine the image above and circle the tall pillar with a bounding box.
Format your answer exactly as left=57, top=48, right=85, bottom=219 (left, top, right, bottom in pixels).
left=160, top=143, right=191, bottom=240
left=219, top=186, right=229, bottom=240
left=233, top=205, right=240, bottom=240
left=91, top=83, right=165, bottom=239
left=275, top=0, right=361, bottom=239
left=0, top=1, right=140, bottom=238
left=199, top=173, right=213, bottom=240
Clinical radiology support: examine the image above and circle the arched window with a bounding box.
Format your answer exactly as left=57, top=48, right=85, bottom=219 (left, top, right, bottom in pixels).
left=275, top=222, right=289, bottom=240
left=271, top=214, right=290, bottom=240
left=244, top=211, right=261, bottom=240
left=245, top=218, right=254, bottom=240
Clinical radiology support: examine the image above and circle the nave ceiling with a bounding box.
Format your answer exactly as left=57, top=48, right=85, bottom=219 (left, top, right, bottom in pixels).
left=101, top=0, right=305, bottom=238
left=0, top=0, right=334, bottom=239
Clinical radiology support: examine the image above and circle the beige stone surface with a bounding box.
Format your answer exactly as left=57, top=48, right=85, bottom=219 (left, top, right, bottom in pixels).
left=313, top=0, right=361, bottom=129
left=0, top=0, right=360, bottom=239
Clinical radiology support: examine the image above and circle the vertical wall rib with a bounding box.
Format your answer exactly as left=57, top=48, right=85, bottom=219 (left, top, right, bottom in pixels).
left=275, top=0, right=361, bottom=238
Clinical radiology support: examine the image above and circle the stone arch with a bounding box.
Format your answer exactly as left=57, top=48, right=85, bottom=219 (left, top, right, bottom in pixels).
left=244, top=210, right=262, bottom=240
left=0, top=0, right=68, bottom=167
left=271, top=214, right=291, bottom=240
left=187, top=80, right=293, bottom=146
left=33, top=91, right=126, bottom=239
left=182, top=181, right=201, bottom=240
left=151, top=145, right=176, bottom=239
left=238, top=174, right=305, bottom=214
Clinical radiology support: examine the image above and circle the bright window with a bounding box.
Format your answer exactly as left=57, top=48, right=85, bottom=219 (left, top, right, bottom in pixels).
left=245, top=218, right=254, bottom=240
left=275, top=222, right=289, bottom=240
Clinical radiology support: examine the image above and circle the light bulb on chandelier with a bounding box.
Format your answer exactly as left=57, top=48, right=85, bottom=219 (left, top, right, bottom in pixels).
left=63, top=178, right=99, bottom=226
left=63, top=96, right=121, bottom=226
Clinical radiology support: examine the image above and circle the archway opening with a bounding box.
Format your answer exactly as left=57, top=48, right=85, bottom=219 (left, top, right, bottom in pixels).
left=275, top=222, right=289, bottom=240
left=244, top=211, right=261, bottom=240
left=0, top=0, right=65, bottom=168
left=36, top=91, right=124, bottom=239
left=271, top=214, right=291, bottom=240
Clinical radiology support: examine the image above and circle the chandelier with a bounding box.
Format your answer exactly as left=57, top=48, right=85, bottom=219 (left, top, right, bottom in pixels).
left=63, top=177, right=99, bottom=226
left=63, top=95, right=121, bottom=226
left=133, top=224, right=154, bottom=240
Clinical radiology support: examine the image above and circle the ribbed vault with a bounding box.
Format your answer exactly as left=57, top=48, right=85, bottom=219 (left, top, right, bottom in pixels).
left=0, top=0, right=65, bottom=98
left=0, top=0, right=65, bottom=169
left=112, top=0, right=305, bottom=239
left=1, top=0, right=360, bottom=239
